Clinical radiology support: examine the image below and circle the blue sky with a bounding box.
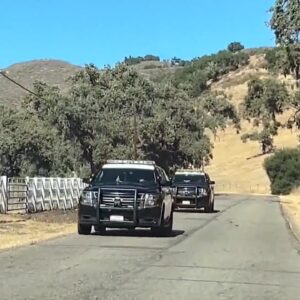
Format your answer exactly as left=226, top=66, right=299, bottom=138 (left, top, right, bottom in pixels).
left=0, top=0, right=275, bottom=68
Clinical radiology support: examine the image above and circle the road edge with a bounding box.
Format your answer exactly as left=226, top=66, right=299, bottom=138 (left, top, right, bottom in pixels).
left=0, top=227, right=76, bottom=253
left=280, top=199, right=300, bottom=244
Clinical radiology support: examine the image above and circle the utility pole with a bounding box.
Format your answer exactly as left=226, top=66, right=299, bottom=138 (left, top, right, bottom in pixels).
left=133, top=111, right=138, bottom=160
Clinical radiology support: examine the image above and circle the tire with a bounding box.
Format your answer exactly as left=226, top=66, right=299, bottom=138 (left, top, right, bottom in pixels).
left=204, top=197, right=214, bottom=213
left=78, top=223, right=91, bottom=235
left=152, top=209, right=173, bottom=236
left=94, top=225, right=106, bottom=235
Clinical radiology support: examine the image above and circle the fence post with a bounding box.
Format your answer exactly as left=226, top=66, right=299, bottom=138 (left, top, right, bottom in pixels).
left=0, top=176, right=8, bottom=213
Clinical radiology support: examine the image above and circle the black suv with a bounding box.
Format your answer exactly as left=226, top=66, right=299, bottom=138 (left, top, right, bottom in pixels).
left=172, top=170, right=215, bottom=213
left=78, top=160, right=173, bottom=235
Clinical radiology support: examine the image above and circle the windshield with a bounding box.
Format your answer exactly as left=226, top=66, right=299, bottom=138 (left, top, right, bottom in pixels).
left=173, top=174, right=206, bottom=185
left=94, top=168, right=156, bottom=185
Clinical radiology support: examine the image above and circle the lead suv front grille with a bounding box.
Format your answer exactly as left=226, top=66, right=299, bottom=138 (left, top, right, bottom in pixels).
left=176, top=186, right=197, bottom=197
left=100, top=188, right=143, bottom=208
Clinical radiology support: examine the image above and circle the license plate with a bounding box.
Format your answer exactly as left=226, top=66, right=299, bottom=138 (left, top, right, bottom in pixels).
left=110, top=215, right=124, bottom=222
left=182, top=201, right=190, bottom=205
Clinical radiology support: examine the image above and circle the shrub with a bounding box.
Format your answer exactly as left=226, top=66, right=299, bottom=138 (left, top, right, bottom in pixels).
left=144, top=55, right=160, bottom=61
left=264, top=148, right=300, bottom=195
left=228, top=42, right=245, bottom=53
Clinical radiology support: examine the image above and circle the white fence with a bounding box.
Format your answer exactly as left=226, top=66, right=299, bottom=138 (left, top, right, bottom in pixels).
left=0, top=176, right=86, bottom=213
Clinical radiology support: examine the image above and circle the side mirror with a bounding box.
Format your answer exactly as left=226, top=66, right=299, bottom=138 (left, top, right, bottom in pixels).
left=83, top=177, right=92, bottom=184
left=161, top=180, right=172, bottom=187
left=210, top=180, right=215, bottom=185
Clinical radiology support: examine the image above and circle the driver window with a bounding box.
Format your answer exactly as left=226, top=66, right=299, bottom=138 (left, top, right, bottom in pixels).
left=161, top=168, right=169, bottom=182
left=157, top=167, right=167, bottom=185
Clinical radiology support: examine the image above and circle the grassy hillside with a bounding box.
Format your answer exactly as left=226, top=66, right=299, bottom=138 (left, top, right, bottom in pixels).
left=206, top=55, right=299, bottom=194
left=131, top=60, right=181, bottom=81
left=0, top=60, right=80, bottom=106
left=0, top=59, right=180, bottom=106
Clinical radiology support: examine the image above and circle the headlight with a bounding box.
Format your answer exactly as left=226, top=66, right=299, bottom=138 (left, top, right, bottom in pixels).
left=198, top=188, right=208, bottom=196
left=171, top=187, right=177, bottom=195
left=81, top=191, right=98, bottom=206
left=142, top=193, right=160, bottom=207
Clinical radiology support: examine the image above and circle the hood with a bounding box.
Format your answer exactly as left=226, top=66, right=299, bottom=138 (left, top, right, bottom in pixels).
left=172, top=182, right=208, bottom=189
left=84, top=183, right=160, bottom=194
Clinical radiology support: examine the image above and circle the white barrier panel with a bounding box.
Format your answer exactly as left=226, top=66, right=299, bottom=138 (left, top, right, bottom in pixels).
left=0, top=176, right=86, bottom=213
left=26, top=177, right=86, bottom=212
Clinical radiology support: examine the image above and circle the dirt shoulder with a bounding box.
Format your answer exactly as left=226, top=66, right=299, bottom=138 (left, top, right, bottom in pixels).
left=281, top=193, right=300, bottom=242
left=0, top=210, right=77, bottom=251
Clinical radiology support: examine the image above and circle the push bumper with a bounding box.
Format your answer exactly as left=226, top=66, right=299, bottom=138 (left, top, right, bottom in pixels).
left=173, top=195, right=209, bottom=209
left=78, top=205, right=162, bottom=228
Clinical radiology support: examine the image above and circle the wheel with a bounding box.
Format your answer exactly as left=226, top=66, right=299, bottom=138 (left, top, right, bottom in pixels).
left=204, top=197, right=214, bottom=213
left=94, top=225, right=106, bottom=234
left=78, top=223, right=91, bottom=235
left=152, top=209, right=173, bottom=236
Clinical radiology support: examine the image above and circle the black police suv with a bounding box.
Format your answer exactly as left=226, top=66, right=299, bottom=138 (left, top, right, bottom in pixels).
left=78, top=160, right=173, bottom=235
left=172, top=170, right=215, bottom=213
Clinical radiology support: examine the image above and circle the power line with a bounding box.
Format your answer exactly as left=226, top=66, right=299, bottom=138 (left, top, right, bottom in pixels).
left=0, top=71, right=46, bottom=100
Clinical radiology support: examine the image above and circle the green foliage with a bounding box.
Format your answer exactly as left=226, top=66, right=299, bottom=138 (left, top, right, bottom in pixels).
left=0, top=62, right=240, bottom=177
left=287, top=90, right=300, bottom=130
left=0, top=105, right=78, bottom=177
left=240, top=78, right=289, bottom=153
left=264, top=148, right=300, bottom=195
left=228, top=42, right=245, bottom=53
left=265, top=47, right=291, bottom=75
left=144, top=54, right=160, bottom=61
left=270, top=0, right=300, bottom=80
left=197, top=92, right=241, bottom=133
left=270, top=0, right=300, bottom=45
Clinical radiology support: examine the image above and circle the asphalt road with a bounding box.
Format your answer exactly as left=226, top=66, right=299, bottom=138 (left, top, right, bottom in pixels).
left=1, top=194, right=300, bottom=300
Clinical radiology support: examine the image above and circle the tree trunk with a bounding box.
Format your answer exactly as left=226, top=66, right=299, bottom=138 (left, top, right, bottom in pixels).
left=262, top=142, right=266, bottom=154
left=295, top=65, right=300, bottom=88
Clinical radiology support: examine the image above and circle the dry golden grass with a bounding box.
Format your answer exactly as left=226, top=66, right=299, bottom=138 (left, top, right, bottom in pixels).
left=0, top=211, right=77, bottom=250
left=208, top=54, right=300, bottom=235
left=281, top=190, right=300, bottom=241
left=206, top=124, right=299, bottom=194
left=208, top=54, right=299, bottom=194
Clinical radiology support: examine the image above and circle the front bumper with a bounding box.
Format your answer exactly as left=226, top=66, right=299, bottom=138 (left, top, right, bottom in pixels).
left=173, top=195, right=209, bottom=209
left=78, top=205, right=162, bottom=228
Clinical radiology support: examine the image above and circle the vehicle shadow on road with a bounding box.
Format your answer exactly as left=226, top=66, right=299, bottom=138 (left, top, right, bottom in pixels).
left=92, top=229, right=185, bottom=238
left=175, top=209, right=220, bottom=214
